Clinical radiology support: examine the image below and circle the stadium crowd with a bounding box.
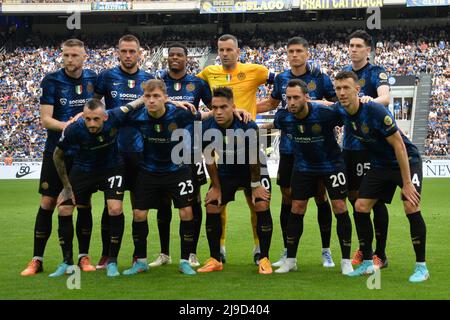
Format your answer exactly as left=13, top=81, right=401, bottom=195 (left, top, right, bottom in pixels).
left=424, top=73, right=450, bottom=157
left=0, top=26, right=448, bottom=160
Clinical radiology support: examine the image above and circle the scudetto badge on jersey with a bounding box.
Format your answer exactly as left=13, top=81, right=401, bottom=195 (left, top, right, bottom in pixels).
left=128, top=80, right=136, bottom=88
left=75, top=85, right=82, bottom=95
left=154, top=124, right=163, bottom=133
left=174, top=83, right=182, bottom=91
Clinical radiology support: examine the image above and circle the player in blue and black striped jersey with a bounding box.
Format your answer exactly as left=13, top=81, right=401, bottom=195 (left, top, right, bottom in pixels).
left=150, top=43, right=212, bottom=268
left=334, top=71, right=428, bottom=282
left=198, top=87, right=274, bottom=275
left=21, top=39, right=98, bottom=276
left=257, top=37, right=338, bottom=269
left=93, top=35, right=154, bottom=269
left=271, top=79, right=353, bottom=275
left=119, top=79, right=212, bottom=276
left=343, top=30, right=391, bottom=269
left=50, top=99, right=141, bottom=277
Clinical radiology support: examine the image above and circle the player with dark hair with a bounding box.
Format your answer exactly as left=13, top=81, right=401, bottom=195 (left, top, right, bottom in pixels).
left=271, top=79, right=353, bottom=274
left=343, top=30, right=391, bottom=269
left=94, top=34, right=154, bottom=269
left=257, top=36, right=338, bottom=268
left=50, top=98, right=141, bottom=277
left=334, top=71, right=428, bottom=282
left=199, top=87, right=274, bottom=274
left=21, top=39, right=97, bottom=276
left=198, top=34, right=276, bottom=264
left=119, top=79, right=212, bottom=276
left=150, top=42, right=212, bottom=268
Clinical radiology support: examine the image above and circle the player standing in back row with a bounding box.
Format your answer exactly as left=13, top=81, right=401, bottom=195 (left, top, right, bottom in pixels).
left=21, top=39, right=97, bottom=276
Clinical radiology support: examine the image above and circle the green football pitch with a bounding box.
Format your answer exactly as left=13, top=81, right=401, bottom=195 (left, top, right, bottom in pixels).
left=1, top=179, right=449, bottom=300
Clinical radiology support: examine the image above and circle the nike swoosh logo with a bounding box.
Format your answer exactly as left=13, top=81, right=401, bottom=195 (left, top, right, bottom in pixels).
left=113, top=82, right=121, bottom=86
left=116, top=191, right=124, bottom=195
left=16, top=171, right=36, bottom=178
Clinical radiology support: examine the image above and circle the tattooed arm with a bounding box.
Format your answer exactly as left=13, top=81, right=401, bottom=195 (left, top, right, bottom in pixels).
left=53, top=147, right=75, bottom=206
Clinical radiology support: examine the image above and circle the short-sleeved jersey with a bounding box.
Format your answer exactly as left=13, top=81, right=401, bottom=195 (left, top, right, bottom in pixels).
left=342, top=63, right=389, bottom=151
left=124, top=103, right=201, bottom=173
left=57, top=108, right=125, bottom=172
left=95, top=66, right=154, bottom=153
left=274, top=103, right=344, bottom=174
left=197, top=63, right=275, bottom=120
left=202, top=116, right=263, bottom=179
left=40, top=68, right=97, bottom=156
left=337, top=101, right=421, bottom=169
left=271, top=66, right=336, bottom=155
left=159, top=71, right=212, bottom=160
